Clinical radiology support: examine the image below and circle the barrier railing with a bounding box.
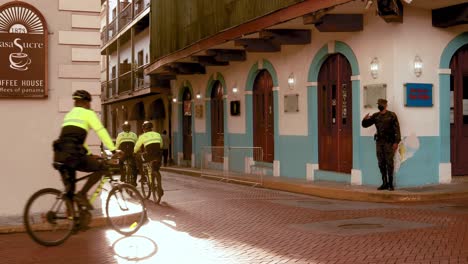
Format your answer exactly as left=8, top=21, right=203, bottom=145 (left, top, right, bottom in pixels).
left=200, top=146, right=264, bottom=186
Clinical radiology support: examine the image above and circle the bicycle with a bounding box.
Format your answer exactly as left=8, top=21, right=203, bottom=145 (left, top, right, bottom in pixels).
left=138, top=153, right=159, bottom=203
left=23, top=151, right=147, bottom=247
left=121, top=158, right=134, bottom=185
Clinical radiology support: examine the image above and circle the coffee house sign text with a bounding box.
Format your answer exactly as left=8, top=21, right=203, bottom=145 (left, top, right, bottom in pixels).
left=0, top=2, right=48, bottom=98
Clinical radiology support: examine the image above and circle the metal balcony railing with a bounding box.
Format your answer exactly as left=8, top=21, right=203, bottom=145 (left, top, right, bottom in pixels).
left=134, top=0, right=150, bottom=17
left=119, top=3, right=132, bottom=31
left=118, top=71, right=132, bottom=94
left=108, top=19, right=117, bottom=39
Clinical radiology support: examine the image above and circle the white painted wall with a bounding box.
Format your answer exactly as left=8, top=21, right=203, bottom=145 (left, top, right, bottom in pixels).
left=171, top=5, right=467, bottom=139
left=0, top=0, right=101, bottom=216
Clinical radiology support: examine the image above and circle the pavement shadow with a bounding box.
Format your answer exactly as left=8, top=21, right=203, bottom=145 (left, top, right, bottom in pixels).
left=111, top=235, right=158, bottom=261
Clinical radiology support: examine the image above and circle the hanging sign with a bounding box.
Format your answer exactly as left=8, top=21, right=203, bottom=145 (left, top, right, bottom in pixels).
left=0, top=2, right=48, bottom=98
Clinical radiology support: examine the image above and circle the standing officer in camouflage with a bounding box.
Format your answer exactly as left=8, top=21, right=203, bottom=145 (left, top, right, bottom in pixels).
left=362, top=99, right=401, bottom=191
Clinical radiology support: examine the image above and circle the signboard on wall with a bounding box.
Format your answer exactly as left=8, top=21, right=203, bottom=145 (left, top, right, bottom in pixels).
left=0, top=2, right=48, bottom=98
left=405, top=83, right=433, bottom=107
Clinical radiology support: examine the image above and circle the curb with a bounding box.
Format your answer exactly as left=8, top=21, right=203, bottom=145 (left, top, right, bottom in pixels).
left=0, top=213, right=109, bottom=235
left=161, top=167, right=468, bottom=203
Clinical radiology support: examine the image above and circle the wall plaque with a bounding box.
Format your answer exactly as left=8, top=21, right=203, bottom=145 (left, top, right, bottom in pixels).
left=0, top=2, right=48, bottom=98
left=195, top=104, right=203, bottom=119
left=284, top=94, right=299, bottom=112
left=363, top=83, right=386, bottom=108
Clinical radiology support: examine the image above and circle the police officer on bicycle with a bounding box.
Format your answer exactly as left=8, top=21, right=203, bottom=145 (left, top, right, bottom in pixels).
left=116, top=121, right=138, bottom=186
left=53, top=90, right=121, bottom=209
left=134, top=121, right=164, bottom=203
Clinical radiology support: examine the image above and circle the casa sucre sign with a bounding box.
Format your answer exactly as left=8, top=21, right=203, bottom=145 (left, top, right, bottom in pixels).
left=0, top=2, right=48, bottom=98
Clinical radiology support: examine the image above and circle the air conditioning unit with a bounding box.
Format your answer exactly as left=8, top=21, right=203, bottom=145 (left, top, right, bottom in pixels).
left=377, top=0, right=403, bottom=23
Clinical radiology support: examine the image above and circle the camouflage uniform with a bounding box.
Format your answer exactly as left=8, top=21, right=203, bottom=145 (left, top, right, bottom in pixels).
left=362, top=110, right=401, bottom=189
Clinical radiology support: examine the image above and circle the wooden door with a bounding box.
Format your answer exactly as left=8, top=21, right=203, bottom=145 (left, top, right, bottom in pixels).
left=450, top=44, right=468, bottom=175
left=318, top=54, right=352, bottom=173
left=253, top=70, right=274, bottom=162
left=182, top=88, right=192, bottom=160
left=211, top=81, right=224, bottom=162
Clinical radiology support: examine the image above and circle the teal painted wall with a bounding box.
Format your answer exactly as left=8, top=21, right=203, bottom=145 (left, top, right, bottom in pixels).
left=360, top=136, right=439, bottom=187
left=278, top=135, right=313, bottom=179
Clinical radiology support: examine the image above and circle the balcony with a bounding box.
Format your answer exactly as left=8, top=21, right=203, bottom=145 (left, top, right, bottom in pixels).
left=134, top=0, right=150, bottom=17
left=119, top=2, right=132, bottom=31
left=108, top=19, right=117, bottom=40
left=101, top=0, right=150, bottom=47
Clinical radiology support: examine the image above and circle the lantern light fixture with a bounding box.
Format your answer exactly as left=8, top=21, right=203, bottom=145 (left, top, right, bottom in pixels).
left=414, top=55, right=423, bottom=77
left=370, top=57, right=379, bottom=79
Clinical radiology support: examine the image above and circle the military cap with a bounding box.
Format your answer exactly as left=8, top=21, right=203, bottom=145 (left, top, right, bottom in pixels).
left=377, top=98, right=387, bottom=105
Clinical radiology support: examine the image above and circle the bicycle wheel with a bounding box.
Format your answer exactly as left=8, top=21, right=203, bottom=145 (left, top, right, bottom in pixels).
left=124, top=162, right=131, bottom=184
left=23, top=188, right=75, bottom=246
left=106, top=183, right=146, bottom=236
left=140, top=165, right=151, bottom=199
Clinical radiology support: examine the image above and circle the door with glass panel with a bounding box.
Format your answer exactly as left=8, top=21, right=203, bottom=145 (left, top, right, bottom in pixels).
left=450, top=44, right=468, bottom=175
left=318, top=53, right=352, bottom=173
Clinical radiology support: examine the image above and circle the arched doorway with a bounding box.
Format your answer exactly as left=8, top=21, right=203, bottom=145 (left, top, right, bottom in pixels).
left=253, top=70, right=274, bottom=163
left=450, top=44, right=468, bottom=175
left=182, top=87, right=192, bottom=161
left=318, top=53, right=352, bottom=173
left=130, top=102, right=145, bottom=134
left=149, top=98, right=166, bottom=132
left=210, top=80, right=224, bottom=162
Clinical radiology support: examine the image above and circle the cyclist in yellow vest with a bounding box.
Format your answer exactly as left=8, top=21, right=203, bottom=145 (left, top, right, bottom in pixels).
left=53, top=90, right=121, bottom=209
left=134, top=121, right=164, bottom=203
left=116, top=121, right=138, bottom=186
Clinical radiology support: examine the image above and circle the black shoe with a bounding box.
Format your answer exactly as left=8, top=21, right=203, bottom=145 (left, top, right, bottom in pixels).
left=388, top=185, right=394, bottom=191
left=377, top=184, right=388, bottom=190
left=74, top=192, right=94, bottom=210
left=156, top=190, right=164, bottom=204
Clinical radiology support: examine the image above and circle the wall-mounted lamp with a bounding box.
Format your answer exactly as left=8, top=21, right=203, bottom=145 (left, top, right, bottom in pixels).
left=287, top=73, right=295, bottom=89
left=196, top=91, right=202, bottom=99
left=172, top=98, right=177, bottom=103
left=370, top=57, right=379, bottom=79
left=414, top=55, right=423, bottom=77
left=232, top=81, right=238, bottom=94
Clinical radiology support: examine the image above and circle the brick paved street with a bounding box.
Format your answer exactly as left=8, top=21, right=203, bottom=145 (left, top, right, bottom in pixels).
left=2, top=172, right=468, bottom=264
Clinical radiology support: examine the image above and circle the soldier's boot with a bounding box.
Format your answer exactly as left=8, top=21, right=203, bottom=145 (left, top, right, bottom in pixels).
left=377, top=171, right=388, bottom=190
left=387, top=173, right=394, bottom=191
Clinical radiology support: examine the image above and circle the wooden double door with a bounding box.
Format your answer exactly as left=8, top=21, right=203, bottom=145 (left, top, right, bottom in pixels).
left=253, top=70, right=274, bottom=163
left=210, top=81, right=224, bottom=162
left=450, top=44, right=468, bottom=175
left=318, top=54, right=353, bottom=173
left=182, top=87, right=192, bottom=161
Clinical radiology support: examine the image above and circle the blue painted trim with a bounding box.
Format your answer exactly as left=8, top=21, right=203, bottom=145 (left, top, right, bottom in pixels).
left=352, top=80, right=361, bottom=169
left=314, top=170, right=351, bottom=183
left=262, top=59, right=279, bottom=87
left=335, top=41, right=360, bottom=75
left=307, top=45, right=328, bottom=82
left=307, top=85, right=318, bottom=163
left=439, top=32, right=468, bottom=164
left=306, top=41, right=361, bottom=170
left=439, top=74, right=451, bottom=163
left=439, top=32, right=468, bottom=68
